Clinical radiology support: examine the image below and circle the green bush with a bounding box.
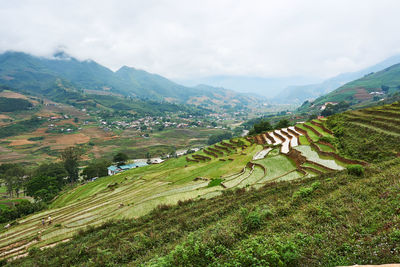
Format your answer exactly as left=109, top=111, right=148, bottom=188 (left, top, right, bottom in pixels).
left=293, top=182, right=320, bottom=199
left=207, top=178, right=223, bottom=187
left=346, top=164, right=364, bottom=176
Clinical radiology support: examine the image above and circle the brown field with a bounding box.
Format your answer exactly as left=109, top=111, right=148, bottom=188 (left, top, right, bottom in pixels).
left=354, top=88, right=373, bottom=100
left=0, top=91, right=28, bottom=99
left=90, top=145, right=118, bottom=158
left=47, top=133, right=90, bottom=149
left=9, top=139, right=35, bottom=146
left=0, top=114, right=12, bottom=120
left=81, top=127, right=115, bottom=140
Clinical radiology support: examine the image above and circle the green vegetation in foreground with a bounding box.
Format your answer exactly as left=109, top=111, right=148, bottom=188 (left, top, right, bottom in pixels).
left=11, top=158, right=400, bottom=266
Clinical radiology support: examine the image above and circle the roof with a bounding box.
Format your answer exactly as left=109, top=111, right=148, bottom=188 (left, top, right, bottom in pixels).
left=135, top=162, right=148, bottom=167
left=107, top=166, right=119, bottom=171
left=119, top=163, right=137, bottom=170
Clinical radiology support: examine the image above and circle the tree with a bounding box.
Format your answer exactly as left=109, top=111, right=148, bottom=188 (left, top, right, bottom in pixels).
left=275, top=119, right=290, bottom=129
left=249, top=120, right=272, bottom=135
left=113, top=152, right=128, bottom=166
left=60, top=147, right=82, bottom=183
left=381, top=85, right=390, bottom=93
left=34, top=162, right=67, bottom=187
left=2, top=164, right=25, bottom=197
left=26, top=176, right=60, bottom=202
left=82, top=159, right=111, bottom=180
left=207, top=132, right=233, bottom=145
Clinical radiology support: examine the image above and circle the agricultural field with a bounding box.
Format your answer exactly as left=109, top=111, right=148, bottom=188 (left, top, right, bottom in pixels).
left=0, top=115, right=363, bottom=260
left=327, top=101, right=400, bottom=162
left=0, top=91, right=230, bottom=165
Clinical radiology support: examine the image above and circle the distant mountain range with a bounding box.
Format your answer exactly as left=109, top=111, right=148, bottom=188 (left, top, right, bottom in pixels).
left=0, top=51, right=260, bottom=110
left=178, top=55, right=400, bottom=105
left=313, top=62, right=400, bottom=106
left=177, top=75, right=319, bottom=98
left=273, top=54, right=400, bottom=104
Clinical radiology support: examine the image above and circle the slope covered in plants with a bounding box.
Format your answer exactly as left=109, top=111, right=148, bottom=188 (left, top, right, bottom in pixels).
left=9, top=158, right=400, bottom=266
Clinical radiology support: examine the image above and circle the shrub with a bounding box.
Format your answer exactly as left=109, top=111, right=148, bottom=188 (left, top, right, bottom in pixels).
left=292, top=182, right=320, bottom=199
left=207, top=178, right=223, bottom=187
left=347, top=164, right=364, bottom=176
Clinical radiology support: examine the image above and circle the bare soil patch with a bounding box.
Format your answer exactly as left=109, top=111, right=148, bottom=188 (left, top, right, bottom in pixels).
left=46, top=133, right=90, bottom=149
left=354, top=88, right=373, bottom=100
left=0, top=91, right=28, bottom=99
left=9, top=139, right=35, bottom=146
left=0, top=114, right=11, bottom=120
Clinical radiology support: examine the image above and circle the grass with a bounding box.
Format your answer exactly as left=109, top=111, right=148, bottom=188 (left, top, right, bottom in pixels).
left=316, top=143, right=335, bottom=152
left=5, top=106, right=390, bottom=261
left=296, top=124, right=319, bottom=142
left=11, top=158, right=400, bottom=266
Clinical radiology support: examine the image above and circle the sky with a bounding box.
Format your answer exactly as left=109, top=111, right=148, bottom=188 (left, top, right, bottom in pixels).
left=1, top=0, right=400, bottom=81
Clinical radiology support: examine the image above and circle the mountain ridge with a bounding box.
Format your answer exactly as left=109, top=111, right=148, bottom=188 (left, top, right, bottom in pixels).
left=0, top=51, right=260, bottom=109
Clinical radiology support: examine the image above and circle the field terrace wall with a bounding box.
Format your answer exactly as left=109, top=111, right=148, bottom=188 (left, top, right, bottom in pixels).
left=264, top=132, right=275, bottom=144
left=295, top=126, right=314, bottom=145
left=344, top=113, right=400, bottom=134
left=215, top=144, right=230, bottom=153
left=203, top=149, right=218, bottom=158
left=303, top=123, right=323, bottom=138
left=208, top=147, right=224, bottom=156
left=296, top=125, right=367, bottom=166
left=273, top=130, right=286, bottom=143
left=221, top=141, right=237, bottom=150
left=287, top=128, right=300, bottom=138
left=362, top=109, right=400, bottom=119
left=317, top=140, right=336, bottom=150
left=186, top=156, right=199, bottom=163
left=279, top=129, right=292, bottom=140
left=252, top=135, right=264, bottom=145
left=246, top=136, right=255, bottom=144
left=344, top=113, right=400, bottom=132
left=193, top=154, right=212, bottom=161
left=311, top=120, right=333, bottom=135
left=305, top=159, right=336, bottom=172
left=287, top=149, right=307, bottom=168
left=246, top=162, right=266, bottom=174
left=260, top=134, right=269, bottom=145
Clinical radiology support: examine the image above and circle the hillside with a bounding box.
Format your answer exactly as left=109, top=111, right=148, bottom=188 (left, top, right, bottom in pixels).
left=1, top=102, right=399, bottom=265
left=9, top=158, right=400, bottom=266
left=274, top=54, right=400, bottom=104
left=0, top=51, right=259, bottom=109
left=311, top=63, right=400, bottom=109
left=4, top=102, right=400, bottom=263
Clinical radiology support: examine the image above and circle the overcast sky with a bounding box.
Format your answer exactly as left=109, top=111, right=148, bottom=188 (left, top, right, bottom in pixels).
left=1, top=0, right=400, bottom=80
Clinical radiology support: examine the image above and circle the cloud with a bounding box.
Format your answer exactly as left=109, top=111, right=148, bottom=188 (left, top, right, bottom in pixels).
left=0, top=0, right=400, bottom=80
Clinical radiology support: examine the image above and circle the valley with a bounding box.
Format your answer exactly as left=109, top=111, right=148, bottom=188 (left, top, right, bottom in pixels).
left=0, top=107, right=372, bottom=260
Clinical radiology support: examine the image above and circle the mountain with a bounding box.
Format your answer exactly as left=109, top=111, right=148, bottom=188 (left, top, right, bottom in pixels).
left=0, top=51, right=259, bottom=109
left=176, top=75, right=320, bottom=98
left=273, top=54, right=400, bottom=104
left=313, top=63, right=400, bottom=106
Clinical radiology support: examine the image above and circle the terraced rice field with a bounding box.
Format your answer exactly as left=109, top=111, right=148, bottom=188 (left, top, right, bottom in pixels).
left=342, top=106, right=400, bottom=137
left=0, top=120, right=359, bottom=260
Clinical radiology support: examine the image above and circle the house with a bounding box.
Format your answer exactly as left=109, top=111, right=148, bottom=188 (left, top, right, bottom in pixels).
left=107, top=162, right=149, bottom=176
left=107, top=166, right=120, bottom=176
left=150, top=158, right=164, bottom=164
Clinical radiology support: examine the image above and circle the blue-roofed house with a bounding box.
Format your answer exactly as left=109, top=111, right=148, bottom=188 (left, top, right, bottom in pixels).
left=107, top=162, right=149, bottom=176
left=107, top=166, right=121, bottom=176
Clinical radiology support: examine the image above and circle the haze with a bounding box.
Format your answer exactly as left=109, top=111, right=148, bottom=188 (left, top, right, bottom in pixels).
left=1, top=0, right=400, bottom=83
